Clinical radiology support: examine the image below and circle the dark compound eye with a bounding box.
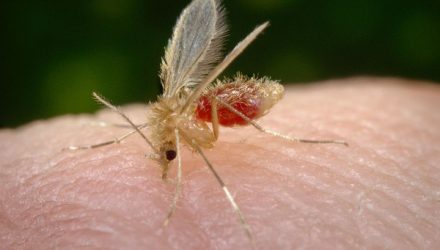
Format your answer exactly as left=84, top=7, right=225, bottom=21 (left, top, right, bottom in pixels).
left=165, top=150, right=177, bottom=161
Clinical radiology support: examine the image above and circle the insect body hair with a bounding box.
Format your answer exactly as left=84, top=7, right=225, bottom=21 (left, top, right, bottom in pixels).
left=195, top=74, right=284, bottom=126
left=211, top=74, right=284, bottom=115
left=148, top=95, right=216, bottom=178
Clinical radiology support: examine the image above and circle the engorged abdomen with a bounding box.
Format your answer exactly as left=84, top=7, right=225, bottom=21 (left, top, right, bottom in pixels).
left=195, top=75, right=284, bottom=127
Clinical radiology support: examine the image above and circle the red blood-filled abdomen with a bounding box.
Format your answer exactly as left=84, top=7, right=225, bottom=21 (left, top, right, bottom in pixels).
left=195, top=76, right=284, bottom=127
left=195, top=81, right=266, bottom=126
left=196, top=92, right=261, bottom=126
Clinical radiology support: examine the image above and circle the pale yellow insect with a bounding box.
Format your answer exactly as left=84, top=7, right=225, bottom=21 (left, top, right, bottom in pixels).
left=66, top=0, right=347, bottom=247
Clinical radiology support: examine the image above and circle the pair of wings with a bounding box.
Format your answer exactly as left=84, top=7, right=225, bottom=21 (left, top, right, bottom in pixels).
left=160, top=0, right=268, bottom=111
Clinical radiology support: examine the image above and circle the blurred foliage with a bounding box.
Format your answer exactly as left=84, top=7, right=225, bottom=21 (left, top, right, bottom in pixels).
left=1, top=0, right=439, bottom=127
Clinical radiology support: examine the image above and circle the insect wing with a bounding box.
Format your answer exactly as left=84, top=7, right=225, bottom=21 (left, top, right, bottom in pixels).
left=180, top=21, right=269, bottom=113
left=160, top=0, right=227, bottom=97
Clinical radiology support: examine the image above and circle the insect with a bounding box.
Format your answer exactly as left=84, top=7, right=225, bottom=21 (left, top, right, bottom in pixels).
left=66, top=0, right=347, bottom=247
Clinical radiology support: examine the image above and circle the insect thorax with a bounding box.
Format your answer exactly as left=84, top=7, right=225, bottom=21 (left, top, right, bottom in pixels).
left=149, top=96, right=216, bottom=156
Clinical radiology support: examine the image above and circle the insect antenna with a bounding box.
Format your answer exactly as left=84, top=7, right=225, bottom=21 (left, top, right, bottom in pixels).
left=92, top=92, right=159, bottom=153
left=188, top=138, right=255, bottom=247
left=163, top=129, right=183, bottom=227
left=214, top=96, right=349, bottom=146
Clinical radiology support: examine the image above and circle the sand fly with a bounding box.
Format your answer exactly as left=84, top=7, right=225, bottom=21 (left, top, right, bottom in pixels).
left=66, top=0, right=347, bottom=247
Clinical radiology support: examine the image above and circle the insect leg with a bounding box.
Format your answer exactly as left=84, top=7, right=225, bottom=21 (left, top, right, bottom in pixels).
left=90, top=121, right=148, bottom=129
left=215, top=96, right=348, bottom=146
left=210, top=97, right=220, bottom=140
left=163, top=128, right=183, bottom=227
left=93, top=92, right=159, bottom=153
left=64, top=123, right=149, bottom=150
left=185, top=137, right=254, bottom=247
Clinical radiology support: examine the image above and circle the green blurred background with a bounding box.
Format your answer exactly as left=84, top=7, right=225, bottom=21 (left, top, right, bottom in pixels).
left=1, top=0, right=439, bottom=127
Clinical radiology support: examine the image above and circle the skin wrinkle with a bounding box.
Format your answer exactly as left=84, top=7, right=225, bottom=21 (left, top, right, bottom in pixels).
left=268, top=142, right=410, bottom=224
left=182, top=163, right=251, bottom=242
left=178, top=178, right=235, bottom=248
left=296, top=170, right=416, bottom=248
left=326, top=94, right=434, bottom=174
left=215, top=138, right=428, bottom=249
left=50, top=178, right=162, bottom=222
left=210, top=145, right=364, bottom=247
left=1, top=77, right=440, bottom=249
left=231, top=141, right=390, bottom=248
left=367, top=193, right=429, bottom=248
left=22, top=201, right=170, bottom=249
left=31, top=216, right=135, bottom=249
left=338, top=146, right=437, bottom=246
left=251, top=81, right=440, bottom=247
left=348, top=83, right=436, bottom=246
left=275, top=192, right=361, bottom=248
left=330, top=142, right=437, bottom=230
left=7, top=154, right=167, bottom=236
left=360, top=118, right=436, bottom=196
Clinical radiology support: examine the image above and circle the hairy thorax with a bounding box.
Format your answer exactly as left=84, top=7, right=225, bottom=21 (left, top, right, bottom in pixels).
left=148, top=96, right=216, bottom=155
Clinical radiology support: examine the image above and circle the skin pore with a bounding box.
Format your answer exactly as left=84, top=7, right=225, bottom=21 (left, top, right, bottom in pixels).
left=0, top=77, right=439, bottom=249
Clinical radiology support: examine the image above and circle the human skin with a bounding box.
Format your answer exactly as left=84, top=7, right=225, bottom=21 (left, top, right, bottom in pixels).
left=0, top=77, right=439, bottom=250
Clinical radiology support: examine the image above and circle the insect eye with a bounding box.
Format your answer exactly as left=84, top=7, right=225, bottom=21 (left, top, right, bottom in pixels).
left=165, top=150, right=177, bottom=161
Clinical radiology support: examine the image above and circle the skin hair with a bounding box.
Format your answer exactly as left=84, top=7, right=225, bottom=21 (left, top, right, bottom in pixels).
left=1, top=77, right=439, bottom=249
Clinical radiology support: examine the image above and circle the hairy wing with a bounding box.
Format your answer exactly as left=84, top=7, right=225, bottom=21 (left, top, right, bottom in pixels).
left=160, top=0, right=227, bottom=97
left=180, top=22, right=269, bottom=113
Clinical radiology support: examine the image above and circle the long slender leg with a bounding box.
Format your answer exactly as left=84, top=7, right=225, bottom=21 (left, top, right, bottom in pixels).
left=64, top=123, right=149, bottom=150
left=90, top=121, right=148, bottom=129
left=215, top=96, right=348, bottom=146
left=210, top=97, right=220, bottom=140
left=163, top=129, right=183, bottom=227
left=93, top=92, right=159, bottom=153
left=179, top=134, right=254, bottom=247
left=193, top=142, right=255, bottom=247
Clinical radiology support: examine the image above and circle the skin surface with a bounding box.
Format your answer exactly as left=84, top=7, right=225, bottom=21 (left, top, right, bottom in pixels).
left=1, top=77, right=439, bottom=250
